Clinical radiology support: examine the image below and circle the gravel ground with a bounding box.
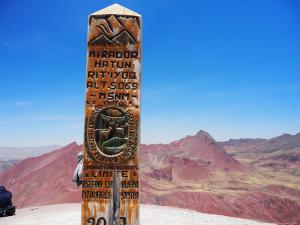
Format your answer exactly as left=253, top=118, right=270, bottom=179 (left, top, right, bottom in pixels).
left=0, top=204, right=275, bottom=225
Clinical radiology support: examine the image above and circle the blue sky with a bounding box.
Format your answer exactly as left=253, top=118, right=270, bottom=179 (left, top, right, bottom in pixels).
left=0, top=0, right=299, bottom=146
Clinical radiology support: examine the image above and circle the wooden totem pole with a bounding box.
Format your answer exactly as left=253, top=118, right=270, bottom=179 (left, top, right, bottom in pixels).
left=82, top=4, right=141, bottom=225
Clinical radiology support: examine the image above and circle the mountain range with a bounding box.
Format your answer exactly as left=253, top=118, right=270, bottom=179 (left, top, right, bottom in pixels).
left=0, top=145, right=61, bottom=173
left=0, top=145, right=61, bottom=161
left=0, top=131, right=299, bottom=225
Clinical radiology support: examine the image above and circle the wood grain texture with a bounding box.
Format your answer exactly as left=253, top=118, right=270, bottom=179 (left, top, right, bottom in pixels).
left=82, top=4, right=141, bottom=225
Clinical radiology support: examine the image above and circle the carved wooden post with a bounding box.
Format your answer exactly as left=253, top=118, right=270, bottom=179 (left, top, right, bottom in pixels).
left=82, top=4, right=141, bottom=225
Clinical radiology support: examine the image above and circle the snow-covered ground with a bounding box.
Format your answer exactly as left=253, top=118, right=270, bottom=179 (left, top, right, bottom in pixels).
left=0, top=204, right=275, bottom=225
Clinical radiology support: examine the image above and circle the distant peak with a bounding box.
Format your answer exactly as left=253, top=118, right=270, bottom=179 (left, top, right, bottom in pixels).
left=196, top=130, right=206, bottom=135
left=281, top=133, right=292, bottom=137
left=63, top=142, right=78, bottom=148
left=196, top=130, right=215, bottom=142
left=196, top=130, right=212, bottom=137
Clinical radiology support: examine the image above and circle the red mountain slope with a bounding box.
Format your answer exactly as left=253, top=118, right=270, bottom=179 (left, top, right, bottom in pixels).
left=1, top=131, right=300, bottom=224
left=0, top=142, right=81, bottom=208
left=142, top=130, right=247, bottom=172
left=141, top=131, right=300, bottom=225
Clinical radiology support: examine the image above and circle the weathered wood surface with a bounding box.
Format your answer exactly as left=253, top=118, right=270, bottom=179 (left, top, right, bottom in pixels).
left=82, top=4, right=141, bottom=225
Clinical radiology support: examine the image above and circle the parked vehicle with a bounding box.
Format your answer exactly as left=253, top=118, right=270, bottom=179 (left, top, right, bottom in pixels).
left=0, top=186, right=15, bottom=217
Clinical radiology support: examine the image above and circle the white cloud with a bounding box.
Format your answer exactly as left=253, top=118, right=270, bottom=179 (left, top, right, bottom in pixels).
left=70, top=124, right=83, bottom=129
left=15, top=101, right=33, bottom=106
left=30, top=114, right=80, bottom=121
left=1, top=35, right=44, bottom=50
